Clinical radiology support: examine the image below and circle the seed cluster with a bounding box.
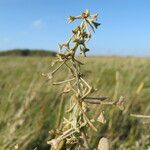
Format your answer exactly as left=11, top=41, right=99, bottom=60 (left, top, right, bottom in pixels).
left=46, top=10, right=125, bottom=150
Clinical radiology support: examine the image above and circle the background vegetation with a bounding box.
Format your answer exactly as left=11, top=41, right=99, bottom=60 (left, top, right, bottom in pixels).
left=0, top=54, right=149, bottom=149
left=0, top=49, right=56, bottom=57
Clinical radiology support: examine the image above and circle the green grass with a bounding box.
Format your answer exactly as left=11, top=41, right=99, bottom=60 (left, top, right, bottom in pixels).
left=0, top=56, right=150, bottom=150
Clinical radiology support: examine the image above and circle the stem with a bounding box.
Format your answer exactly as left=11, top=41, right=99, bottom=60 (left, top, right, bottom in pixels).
left=53, top=78, right=75, bottom=85
left=130, top=114, right=150, bottom=119
left=51, top=61, right=66, bottom=76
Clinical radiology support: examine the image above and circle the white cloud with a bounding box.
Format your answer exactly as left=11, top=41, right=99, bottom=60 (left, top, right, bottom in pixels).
left=32, top=19, right=46, bottom=29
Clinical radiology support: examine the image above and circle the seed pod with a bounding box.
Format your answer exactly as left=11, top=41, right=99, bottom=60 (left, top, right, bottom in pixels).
left=97, top=137, right=109, bottom=150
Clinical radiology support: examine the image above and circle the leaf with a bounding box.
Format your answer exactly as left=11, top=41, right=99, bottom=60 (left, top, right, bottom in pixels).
left=68, top=16, right=76, bottom=23
left=97, top=111, right=106, bottom=124
left=92, top=21, right=101, bottom=29
left=116, top=96, right=125, bottom=111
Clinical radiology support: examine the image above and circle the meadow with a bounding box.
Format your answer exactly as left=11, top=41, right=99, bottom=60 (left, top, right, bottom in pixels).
left=0, top=56, right=150, bottom=150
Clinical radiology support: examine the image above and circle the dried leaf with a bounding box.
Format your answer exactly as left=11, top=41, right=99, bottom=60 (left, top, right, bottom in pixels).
left=47, top=139, right=59, bottom=149
left=116, top=96, right=125, bottom=110
left=97, top=111, right=106, bottom=124
left=92, top=21, right=101, bottom=29
left=68, top=16, right=76, bottom=23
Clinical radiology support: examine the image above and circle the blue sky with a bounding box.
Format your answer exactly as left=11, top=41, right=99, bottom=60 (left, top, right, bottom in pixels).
left=0, top=0, right=150, bottom=56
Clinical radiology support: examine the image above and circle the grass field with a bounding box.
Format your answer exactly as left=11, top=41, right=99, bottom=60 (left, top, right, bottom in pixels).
left=0, top=56, right=150, bottom=150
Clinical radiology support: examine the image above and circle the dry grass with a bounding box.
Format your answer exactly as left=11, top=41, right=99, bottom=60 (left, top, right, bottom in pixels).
left=0, top=56, right=150, bottom=149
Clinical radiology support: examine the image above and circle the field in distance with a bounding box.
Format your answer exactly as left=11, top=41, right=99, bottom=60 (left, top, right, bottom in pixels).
left=0, top=56, right=149, bottom=150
